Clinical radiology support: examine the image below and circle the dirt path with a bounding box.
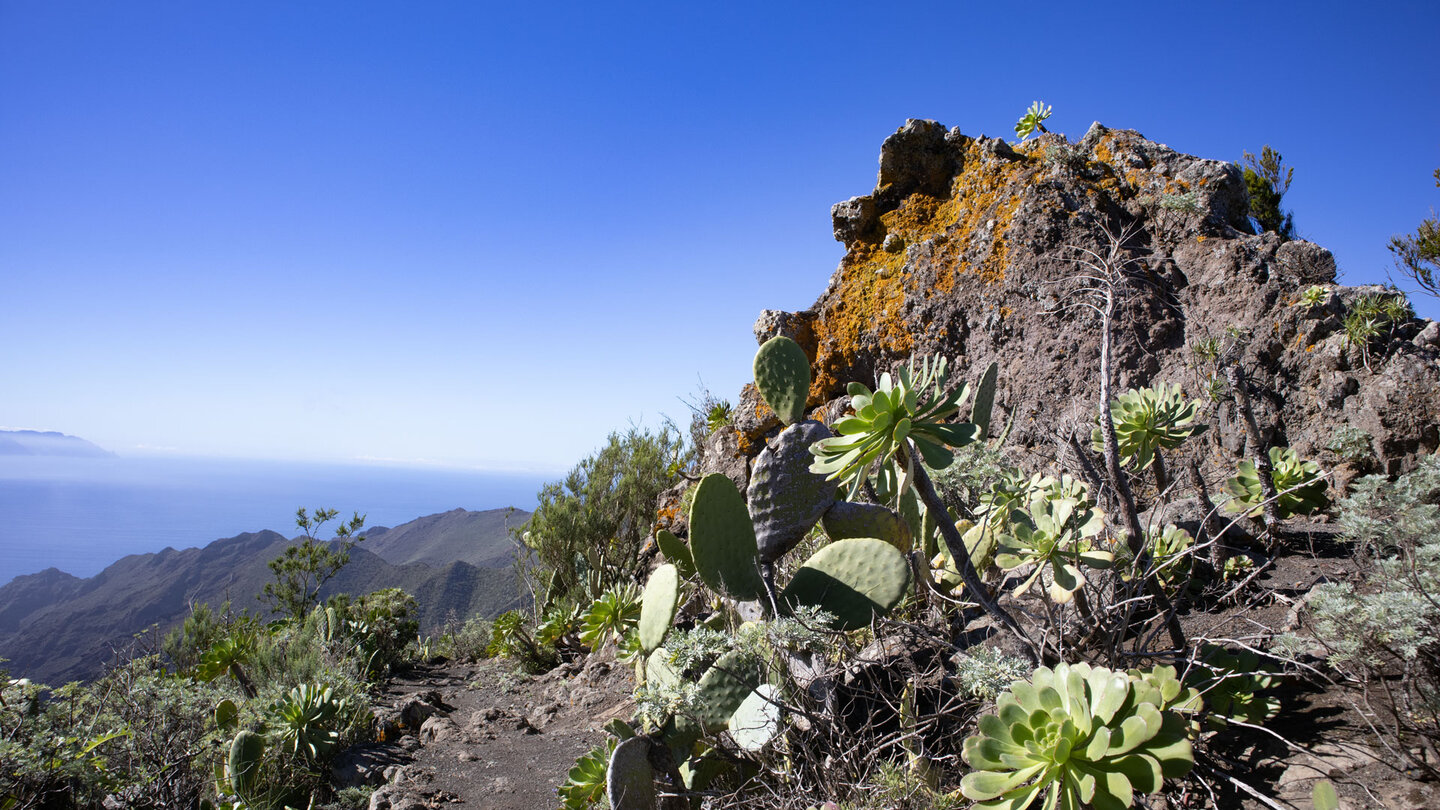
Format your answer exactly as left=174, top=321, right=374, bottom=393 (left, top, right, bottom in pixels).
left=353, top=652, right=634, bottom=810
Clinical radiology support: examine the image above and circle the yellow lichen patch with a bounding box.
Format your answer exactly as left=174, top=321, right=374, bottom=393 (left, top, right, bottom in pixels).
left=807, top=139, right=1039, bottom=399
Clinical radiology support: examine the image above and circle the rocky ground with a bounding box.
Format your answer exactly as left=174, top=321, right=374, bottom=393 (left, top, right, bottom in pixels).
left=334, top=651, right=634, bottom=810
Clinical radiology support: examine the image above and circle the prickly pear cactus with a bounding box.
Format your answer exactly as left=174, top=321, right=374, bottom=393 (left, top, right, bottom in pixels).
left=681, top=649, right=763, bottom=735
left=780, top=537, right=911, bottom=631
left=638, top=564, right=679, bottom=654
left=654, top=529, right=696, bottom=580
left=728, top=683, right=782, bottom=752
left=821, top=500, right=913, bottom=552
left=227, top=729, right=266, bottom=800
left=214, top=698, right=239, bottom=733
left=749, top=420, right=840, bottom=563
left=606, top=736, right=657, bottom=810
left=689, top=473, right=766, bottom=601
left=646, top=647, right=679, bottom=690
left=753, top=335, right=811, bottom=426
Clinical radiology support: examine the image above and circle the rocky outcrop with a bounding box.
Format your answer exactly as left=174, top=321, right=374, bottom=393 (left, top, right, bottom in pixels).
left=685, top=119, right=1438, bottom=517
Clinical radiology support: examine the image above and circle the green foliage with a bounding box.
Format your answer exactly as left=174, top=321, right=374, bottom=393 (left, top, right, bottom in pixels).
left=1157, top=191, right=1202, bottom=214
left=267, top=683, right=350, bottom=763
left=754, top=335, right=812, bottom=426
left=1387, top=167, right=1440, bottom=299
left=655, top=528, right=697, bottom=579
left=1278, top=459, right=1440, bottom=761
left=520, top=425, right=688, bottom=607
left=227, top=729, right=267, bottom=801
left=348, top=588, right=420, bottom=677
left=1313, top=779, right=1340, bottom=810
left=810, top=355, right=981, bottom=498
left=1326, top=425, right=1374, bottom=465
left=1224, top=446, right=1328, bottom=519
left=706, top=400, right=733, bottom=433
left=1241, top=145, right=1295, bottom=237
left=689, top=473, right=767, bottom=601
left=1190, top=336, right=1222, bottom=364
left=1115, top=525, right=1194, bottom=593
left=1342, top=291, right=1412, bottom=366
left=637, top=565, right=679, bottom=654
left=1014, top=101, right=1052, bottom=141
left=956, top=647, right=1032, bottom=702
left=487, top=610, right=559, bottom=673
left=779, top=537, right=912, bottom=630
left=995, top=495, right=1112, bottom=603
left=1188, top=646, right=1279, bottom=727
left=580, top=583, right=642, bottom=649
left=262, top=507, right=366, bottom=622
left=1298, top=284, right=1329, bottom=309
left=960, top=662, right=1194, bottom=810
left=558, top=737, right=615, bottom=809
left=1091, top=383, right=1206, bottom=472
left=438, top=615, right=494, bottom=662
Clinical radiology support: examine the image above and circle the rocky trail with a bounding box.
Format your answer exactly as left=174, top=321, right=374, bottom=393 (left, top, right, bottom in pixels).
left=337, top=653, right=634, bottom=810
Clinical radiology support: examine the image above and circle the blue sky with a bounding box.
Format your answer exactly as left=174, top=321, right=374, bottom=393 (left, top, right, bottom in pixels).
left=3, top=1, right=1437, bottom=472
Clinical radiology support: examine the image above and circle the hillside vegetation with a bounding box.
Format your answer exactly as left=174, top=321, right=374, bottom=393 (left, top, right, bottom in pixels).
left=5, top=117, right=1439, bottom=810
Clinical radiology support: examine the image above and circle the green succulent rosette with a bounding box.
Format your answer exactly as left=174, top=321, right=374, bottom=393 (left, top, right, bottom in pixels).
left=809, top=355, right=979, bottom=499
left=995, top=496, right=1112, bottom=604
left=1224, top=446, right=1328, bottom=519
left=961, top=662, right=1194, bottom=810
left=1091, top=383, right=1206, bottom=471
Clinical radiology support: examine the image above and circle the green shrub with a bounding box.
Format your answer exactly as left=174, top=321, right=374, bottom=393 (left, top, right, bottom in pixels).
left=1241, top=145, right=1295, bottom=237
left=1224, top=447, right=1328, bottom=519
left=1326, top=425, right=1374, bottom=465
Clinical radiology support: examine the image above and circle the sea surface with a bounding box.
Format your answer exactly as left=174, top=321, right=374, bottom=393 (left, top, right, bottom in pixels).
left=0, top=456, right=549, bottom=586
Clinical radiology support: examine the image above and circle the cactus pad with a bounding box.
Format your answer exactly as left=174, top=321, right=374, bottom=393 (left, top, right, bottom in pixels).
left=646, top=647, right=679, bottom=691
left=654, top=529, right=696, bottom=579
left=728, top=684, right=782, bottom=752
left=749, top=420, right=840, bottom=563
left=689, top=473, right=765, bottom=601
left=681, top=649, right=762, bottom=735
left=606, top=736, right=656, bottom=810
left=821, top=500, right=913, bottom=552
left=780, top=538, right=911, bottom=631
left=214, top=698, right=239, bottom=733
left=228, top=730, right=266, bottom=799
left=753, top=336, right=811, bottom=425
left=638, top=564, right=679, bottom=654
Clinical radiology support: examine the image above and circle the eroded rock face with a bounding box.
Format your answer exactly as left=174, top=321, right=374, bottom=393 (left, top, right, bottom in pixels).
left=704, top=119, right=1439, bottom=497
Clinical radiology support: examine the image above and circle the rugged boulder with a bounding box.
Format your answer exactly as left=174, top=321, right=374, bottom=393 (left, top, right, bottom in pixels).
left=696, top=119, right=1438, bottom=510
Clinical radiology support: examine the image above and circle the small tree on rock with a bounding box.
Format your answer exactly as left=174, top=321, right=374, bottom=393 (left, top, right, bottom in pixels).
left=1389, top=168, right=1440, bottom=299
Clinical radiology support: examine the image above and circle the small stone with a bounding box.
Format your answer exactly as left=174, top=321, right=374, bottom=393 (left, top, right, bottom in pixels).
left=882, top=233, right=905, bottom=253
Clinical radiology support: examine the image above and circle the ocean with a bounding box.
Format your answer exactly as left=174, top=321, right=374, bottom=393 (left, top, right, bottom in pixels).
left=0, top=455, right=549, bottom=586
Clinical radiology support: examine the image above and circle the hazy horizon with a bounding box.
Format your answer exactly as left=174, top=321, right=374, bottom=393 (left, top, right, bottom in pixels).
left=4, top=1, right=1437, bottom=470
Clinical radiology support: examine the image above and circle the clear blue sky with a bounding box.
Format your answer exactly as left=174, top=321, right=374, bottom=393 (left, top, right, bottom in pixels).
left=3, top=1, right=1437, bottom=472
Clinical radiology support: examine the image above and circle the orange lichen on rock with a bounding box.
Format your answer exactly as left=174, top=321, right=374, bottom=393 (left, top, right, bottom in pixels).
left=807, top=137, right=1039, bottom=399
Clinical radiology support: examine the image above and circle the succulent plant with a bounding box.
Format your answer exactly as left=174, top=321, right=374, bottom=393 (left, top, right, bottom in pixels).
left=559, top=737, right=615, bottom=810
left=728, top=683, right=782, bottom=752
left=1298, top=285, right=1329, bottom=309
left=580, top=583, right=642, bottom=648
left=268, top=683, right=348, bottom=763
left=749, top=420, right=841, bottom=563
left=1014, top=101, right=1053, bottom=141
left=226, top=729, right=266, bottom=801
left=810, top=355, right=981, bottom=498
left=1115, top=524, right=1194, bottom=592
left=638, top=564, right=680, bottom=654
left=1224, top=446, right=1328, bottom=518
left=961, top=662, right=1194, bottom=810
left=754, top=335, right=812, bottom=426
left=1189, top=646, right=1279, bottom=727
left=820, top=500, right=913, bottom=552
left=779, top=538, right=912, bottom=631
left=995, top=496, right=1112, bottom=603
left=655, top=528, right=697, bottom=579
left=214, top=698, right=239, bottom=733
left=689, top=473, right=767, bottom=602
left=1091, top=383, right=1206, bottom=472
left=607, top=736, right=657, bottom=810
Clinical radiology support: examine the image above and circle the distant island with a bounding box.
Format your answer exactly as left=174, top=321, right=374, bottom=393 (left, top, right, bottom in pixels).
left=0, top=429, right=114, bottom=457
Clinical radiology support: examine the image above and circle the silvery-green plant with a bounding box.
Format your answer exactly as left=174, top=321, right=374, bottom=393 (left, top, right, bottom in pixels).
left=1014, top=101, right=1052, bottom=141
left=809, top=356, right=980, bottom=498
left=961, top=662, right=1194, bottom=810
left=1091, top=383, right=1206, bottom=473
left=1224, top=446, right=1328, bottom=519
left=994, top=495, right=1112, bottom=603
